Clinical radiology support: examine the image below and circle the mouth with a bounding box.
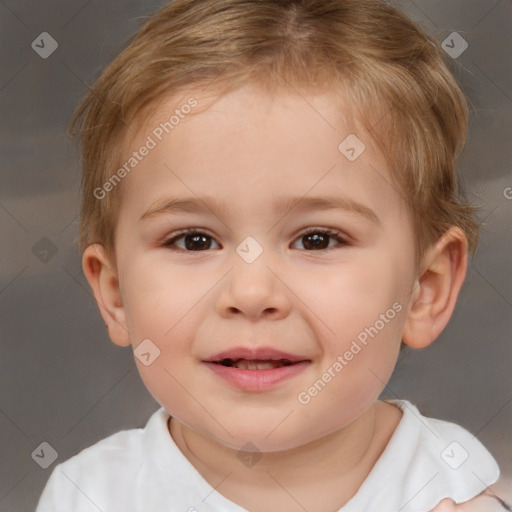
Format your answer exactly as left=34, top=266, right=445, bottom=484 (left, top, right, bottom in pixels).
left=205, top=347, right=309, bottom=368
left=214, top=358, right=296, bottom=370
left=203, top=347, right=311, bottom=391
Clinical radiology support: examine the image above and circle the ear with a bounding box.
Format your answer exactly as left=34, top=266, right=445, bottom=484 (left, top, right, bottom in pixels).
left=82, top=243, right=131, bottom=347
left=402, top=227, right=468, bottom=349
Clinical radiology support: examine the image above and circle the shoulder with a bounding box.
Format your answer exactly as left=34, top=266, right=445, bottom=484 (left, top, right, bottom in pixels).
left=57, top=418, right=150, bottom=473
left=36, top=408, right=169, bottom=512
left=394, top=400, right=501, bottom=507
left=390, top=399, right=500, bottom=477
left=344, top=400, right=501, bottom=512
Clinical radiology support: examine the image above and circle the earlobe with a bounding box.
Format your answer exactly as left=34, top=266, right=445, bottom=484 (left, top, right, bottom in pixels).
left=402, top=227, right=468, bottom=350
left=82, top=244, right=131, bottom=347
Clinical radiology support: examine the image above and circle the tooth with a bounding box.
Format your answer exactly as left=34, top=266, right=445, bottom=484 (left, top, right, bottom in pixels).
left=232, top=359, right=285, bottom=370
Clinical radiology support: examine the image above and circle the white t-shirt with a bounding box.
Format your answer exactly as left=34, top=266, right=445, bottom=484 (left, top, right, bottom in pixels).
left=36, top=400, right=500, bottom=512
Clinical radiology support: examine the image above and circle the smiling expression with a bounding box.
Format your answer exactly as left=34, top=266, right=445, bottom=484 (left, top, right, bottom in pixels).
left=109, top=83, right=418, bottom=451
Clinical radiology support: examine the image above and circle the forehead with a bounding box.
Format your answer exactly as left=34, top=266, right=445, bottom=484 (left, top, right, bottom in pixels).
left=116, top=84, right=406, bottom=225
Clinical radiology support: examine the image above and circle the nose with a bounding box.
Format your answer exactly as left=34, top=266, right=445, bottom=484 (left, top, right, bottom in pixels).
left=216, top=250, right=292, bottom=321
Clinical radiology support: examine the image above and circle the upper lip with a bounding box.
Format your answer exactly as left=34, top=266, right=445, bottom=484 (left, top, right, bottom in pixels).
left=204, top=347, right=310, bottom=363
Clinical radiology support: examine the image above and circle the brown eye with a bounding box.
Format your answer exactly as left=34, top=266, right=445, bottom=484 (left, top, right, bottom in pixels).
left=163, top=230, right=220, bottom=251
left=293, top=229, right=346, bottom=251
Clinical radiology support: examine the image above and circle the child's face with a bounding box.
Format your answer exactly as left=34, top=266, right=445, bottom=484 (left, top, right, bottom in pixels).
left=111, top=83, right=418, bottom=451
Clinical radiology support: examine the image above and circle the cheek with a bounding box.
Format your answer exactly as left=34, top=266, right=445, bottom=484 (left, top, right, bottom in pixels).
left=295, top=256, right=408, bottom=340
left=123, top=272, right=204, bottom=413
left=294, top=252, right=411, bottom=406
left=120, top=258, right=208, bottom=366
left=120, top=257, right=193, bottom=337
left=298, top=302, right=406, bottom=439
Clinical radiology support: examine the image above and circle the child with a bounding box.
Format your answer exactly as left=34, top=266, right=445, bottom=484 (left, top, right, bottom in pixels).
left=36, top=0, right=508, bottom=510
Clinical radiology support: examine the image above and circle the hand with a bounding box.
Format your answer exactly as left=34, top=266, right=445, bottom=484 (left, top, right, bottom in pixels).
left=430, top=499, right=457, bottom=511
left=430, top=493, right=509, bottom=511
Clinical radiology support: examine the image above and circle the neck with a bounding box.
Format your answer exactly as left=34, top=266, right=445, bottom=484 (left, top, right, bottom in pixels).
left=169, top=401, right=402, bottom=512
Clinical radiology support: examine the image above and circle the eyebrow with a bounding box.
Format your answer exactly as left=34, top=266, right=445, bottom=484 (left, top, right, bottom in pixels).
left=140, top=194, right=381, bottom=226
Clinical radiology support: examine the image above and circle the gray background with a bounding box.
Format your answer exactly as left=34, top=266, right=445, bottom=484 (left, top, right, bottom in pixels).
left=0, top=1, right=510, bottom=511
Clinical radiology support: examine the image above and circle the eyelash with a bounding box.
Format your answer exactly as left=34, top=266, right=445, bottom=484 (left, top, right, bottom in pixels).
left=162, top=227, right=348, bottom=252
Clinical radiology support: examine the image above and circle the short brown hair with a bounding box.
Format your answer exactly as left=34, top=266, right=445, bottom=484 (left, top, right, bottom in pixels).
left=70, top=0, right=479, bottom=266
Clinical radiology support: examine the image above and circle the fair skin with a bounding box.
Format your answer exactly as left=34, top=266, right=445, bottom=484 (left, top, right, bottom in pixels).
left=82, top=83, right=485, bottom=511
left=433, top=495, right=508, bottom=512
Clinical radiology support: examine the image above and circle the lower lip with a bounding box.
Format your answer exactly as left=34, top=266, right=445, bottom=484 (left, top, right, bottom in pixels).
left=203, top=361, right=310, bottom=392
